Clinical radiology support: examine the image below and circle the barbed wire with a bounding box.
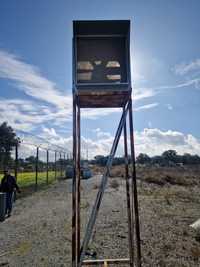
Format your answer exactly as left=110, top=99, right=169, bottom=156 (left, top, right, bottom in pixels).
left=15, top=129, right=71, bottom=156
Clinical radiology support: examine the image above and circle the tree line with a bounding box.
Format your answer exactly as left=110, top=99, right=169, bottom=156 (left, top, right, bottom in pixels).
left=0, top=122, right=72, bottom=172
left=0, top=122, right=20, bottom=170
left=1, top=122, right=200, bottom=170
left=136, top=150, right=200, bottom=166
left=90, top=150, right=200, bottom=167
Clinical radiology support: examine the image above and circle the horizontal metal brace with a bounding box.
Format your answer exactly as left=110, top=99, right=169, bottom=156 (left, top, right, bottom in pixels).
left=82, top=258, right=130, bottom=265
left=76, top=34, right=126, bottom=38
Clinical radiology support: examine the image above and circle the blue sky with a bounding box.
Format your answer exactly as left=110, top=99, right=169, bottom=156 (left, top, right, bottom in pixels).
left=0, top=0, right=200, bottom=158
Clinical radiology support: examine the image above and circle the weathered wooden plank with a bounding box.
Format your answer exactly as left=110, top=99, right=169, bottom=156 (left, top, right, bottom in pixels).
left=78, top=91, right=130, bottom=108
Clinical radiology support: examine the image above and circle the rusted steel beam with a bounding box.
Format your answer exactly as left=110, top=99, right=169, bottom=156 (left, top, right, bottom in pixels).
left=46, top=150, right=49, bottom=185
left=55, top=151, right=57, bottom=179
left=77, top=106, right=81, bottom=264
left=79, top=102, right=130, bottom=266
left=60, top=152, right=62, bottom=178
left=123, top=107, right=134, bottom=267
left=82, top=258, right=130, bottom=265
left=35, top=146, right=39, bottom=191
left=72, top=96, right=77, bottom=267
left=128, top=99, right=142, bottom=267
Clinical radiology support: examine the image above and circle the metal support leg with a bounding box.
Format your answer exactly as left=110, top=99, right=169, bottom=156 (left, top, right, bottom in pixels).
left=46, top=150, right=49, bottom=184
left=77, top=106, right=81, bottom=264
left=128, top=100, right=142, bottom=267
left=79, top=102, right=130, bottom=265
left=72, top=97, right=77, bottom=267
left=60, top=152, right=62, bottom=178
left=55, top=151, right=57, bottom=179
left=123, top=107, right=134, bottom=267
left=35, top=147, right=39, bottom=191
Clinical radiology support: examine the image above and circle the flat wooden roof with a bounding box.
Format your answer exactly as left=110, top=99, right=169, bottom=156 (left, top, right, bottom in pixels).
left=73, top=20, right=130, bottom=36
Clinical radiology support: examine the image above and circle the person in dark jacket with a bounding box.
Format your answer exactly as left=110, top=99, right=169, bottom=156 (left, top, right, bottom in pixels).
left=0, top=169, right=21, bottom=217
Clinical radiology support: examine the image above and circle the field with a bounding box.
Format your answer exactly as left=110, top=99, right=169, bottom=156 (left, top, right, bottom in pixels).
left=0, top=165, right=200, bottom=266
left=0, top=171, right=63, bottom=195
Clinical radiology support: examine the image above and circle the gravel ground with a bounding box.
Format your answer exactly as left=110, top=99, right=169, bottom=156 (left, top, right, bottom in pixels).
left=0, top=173, right=200, bottom=267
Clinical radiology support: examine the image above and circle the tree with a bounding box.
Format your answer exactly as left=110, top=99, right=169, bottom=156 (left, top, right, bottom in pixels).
left=0, top=122, right=20, bottom=170
left=94, top=155, right=108, bottom=166
left=182, top=153, right=200, bottom=165
left=25, top=156, right=36, bottom=165
left=162, top=150, right=178, bottom=164
left=136, top=153, right=151, bottom=165
left=151, top=155, right=164, bottom=166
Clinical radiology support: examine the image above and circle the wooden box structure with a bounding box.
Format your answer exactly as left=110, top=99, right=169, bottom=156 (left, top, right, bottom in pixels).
left=72, top=20, right=141, bottom=267
left=73, top=20, right=131, bottom=108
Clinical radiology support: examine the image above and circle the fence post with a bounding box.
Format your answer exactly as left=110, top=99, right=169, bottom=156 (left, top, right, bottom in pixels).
left=35, top=146, right=39, bottom=191
left=64, top=153, right=66, bottom=178
left=15, top=144, right=18, bottom=181
left=55, top=151, right=57, bottom=179
left=46, top=149, right=49, bottom=185
left=60, top=152, right=62, bottom=178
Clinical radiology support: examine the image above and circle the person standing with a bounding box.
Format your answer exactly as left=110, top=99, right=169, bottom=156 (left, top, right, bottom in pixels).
left=0, top=169, right=21, bottom=217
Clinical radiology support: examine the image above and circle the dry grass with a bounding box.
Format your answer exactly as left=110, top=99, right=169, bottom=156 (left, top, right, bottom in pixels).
left=144, top=175, right=165, bottom=186
left=109, top=179, right=119, bottom=190
left=92, top=165, right=200, bottom=187
left=93, top=183, right=100, bottom=190
left=91, top=165, right=200, bottom=191
left=191, top=246, right=200, bottom=260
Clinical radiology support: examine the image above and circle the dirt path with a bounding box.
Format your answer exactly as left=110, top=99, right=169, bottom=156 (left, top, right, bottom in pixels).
left=0, top=174, right=200, bottom=266
left=0, top=179, right=72, bottom=267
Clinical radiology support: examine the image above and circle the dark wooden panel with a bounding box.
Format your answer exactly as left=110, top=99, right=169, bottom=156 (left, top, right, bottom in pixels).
left=73, top=20, right=130, bottom=36
left=77, top=90, right=130, bottom=108
left=76, top=37, right=127, bottom=84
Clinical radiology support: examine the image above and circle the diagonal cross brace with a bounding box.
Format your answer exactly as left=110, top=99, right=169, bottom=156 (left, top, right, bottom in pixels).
left=79, top=101, right=130, bottom=266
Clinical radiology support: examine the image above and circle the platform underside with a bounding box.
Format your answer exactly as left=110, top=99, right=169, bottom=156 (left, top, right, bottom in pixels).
left=76, top=90, right=131, bottom=108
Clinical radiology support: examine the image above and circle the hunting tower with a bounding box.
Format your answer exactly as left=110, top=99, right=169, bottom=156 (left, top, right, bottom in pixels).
left=72, top=20, right=141, bottom=267
left=73, top=20, right=131, bottom=107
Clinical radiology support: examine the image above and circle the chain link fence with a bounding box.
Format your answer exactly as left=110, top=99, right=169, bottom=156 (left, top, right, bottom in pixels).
left=0, top=130, right=72, bottom=194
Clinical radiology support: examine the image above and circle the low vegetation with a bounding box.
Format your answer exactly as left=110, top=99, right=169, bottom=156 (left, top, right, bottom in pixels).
left=109, top=179, right=119, bottom=190
left=0, top=171, right=60, bottom=197
left=0, top=171, right=56, bottom=187
left=92, top=165, right=200, bottom=187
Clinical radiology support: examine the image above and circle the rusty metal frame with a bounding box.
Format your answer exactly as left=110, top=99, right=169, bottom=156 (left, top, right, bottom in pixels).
left=72, top=96, right=141, bottom=267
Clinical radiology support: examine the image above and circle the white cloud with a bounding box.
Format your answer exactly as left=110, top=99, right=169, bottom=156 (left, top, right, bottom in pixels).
left=135, top=128, right=200, bottom=156
left=0, top=49, right=160, bottom=126
left=92, top=128, right=111, bottom=139
left=0, top=50, right=72, bottom=109
left=133, top=87, right=156, bottom=101
left=42, top=127, right=58, bottom=137
left=38, top=126, right=200, bottom=159
left=159, top=78, right=200, bottom=90
left=2, top=48, right=200, bottom=158
left=81, top=108, right=121, bottom=119
left=173, top=59, right=200, bottom=75
left=0, top=97, right=73, bottom=132
left=134, top=102, right=159, bottom=111
left=166, top=104, right=173, bottom=110
left=86, top=128, right=200, bottom=158
left=0, top=98, right=49, bottom=130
